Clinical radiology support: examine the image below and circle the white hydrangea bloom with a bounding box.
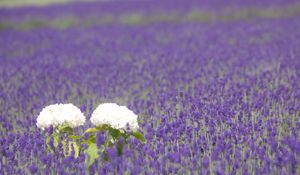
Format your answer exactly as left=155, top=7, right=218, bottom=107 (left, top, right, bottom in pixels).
left=36, top=103, right=86, bottom=130
left=91, top=103, right=139, bottom=131
left=36, top=104, right=58, bottom=130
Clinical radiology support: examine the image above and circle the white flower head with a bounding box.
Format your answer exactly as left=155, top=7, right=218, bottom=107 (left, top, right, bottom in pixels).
left=91, top=103, right=139, bottom=131
left=36, top=104, right=58, bottom=130
left=36, top=103, right=86, bottom=130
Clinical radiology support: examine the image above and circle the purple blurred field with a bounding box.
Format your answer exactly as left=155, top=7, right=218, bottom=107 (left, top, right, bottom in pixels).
left=0, top=0, right=300, bottom=174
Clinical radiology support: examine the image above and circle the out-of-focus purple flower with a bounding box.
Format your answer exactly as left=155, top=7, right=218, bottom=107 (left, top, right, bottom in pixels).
left=202, top=156, right=210, bottom=168
left=29, top=163, right=38, bottom=174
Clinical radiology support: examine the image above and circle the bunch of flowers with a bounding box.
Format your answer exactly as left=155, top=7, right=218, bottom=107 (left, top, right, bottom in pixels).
left=91, top=103, right=139, bottom=131
left=36, top=102, right=146, bottom=169
left=36, top=103, right=86, bottom=130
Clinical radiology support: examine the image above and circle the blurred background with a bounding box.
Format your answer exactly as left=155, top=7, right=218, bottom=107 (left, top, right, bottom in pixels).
left=0, top=0, right=95, bottom=7
left=1, top=0, right=300, bottom=31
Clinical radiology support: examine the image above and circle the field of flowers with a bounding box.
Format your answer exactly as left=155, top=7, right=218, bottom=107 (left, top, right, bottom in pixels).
left=0, top=0, right=300, bottom=174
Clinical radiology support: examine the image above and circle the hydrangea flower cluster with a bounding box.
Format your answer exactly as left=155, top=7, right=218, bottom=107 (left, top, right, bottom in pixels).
left=36, top=103, right=86, bottom=130
left=91, top=103, right=139, bottom=131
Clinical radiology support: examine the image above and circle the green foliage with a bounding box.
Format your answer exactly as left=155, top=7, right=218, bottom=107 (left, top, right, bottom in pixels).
left=108, top=127, right=122, bottom=141
left=84, top=125, right=109, bottom=133
left=84, top=128, right=99, bottom=133
left=43, top=125, right=146, bottom=170
left=58, top=125, right=73, bottom=134
left=45, top=136, right=51, bottom=153
left=85, top=143, right=99, bottom=169
left=53, top=132, right=59, bottom=148
left=87, top=134, right=96, bottom=144
left=131, top=131, right=147, bottom=143
left=69, top=135, right=81, bottom=140
left=103, top=151, right=109, bottom=162
left=116, top=141, right=123, bottom=156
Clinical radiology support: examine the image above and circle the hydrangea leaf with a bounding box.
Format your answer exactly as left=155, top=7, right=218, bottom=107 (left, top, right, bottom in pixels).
left=106, top=140, right=114, bottom=147
left=116, top=141, right=123, bottom=156
left=45, top=136, right=52, bottom=153
left=85, top=143, right=99, bottom=169
left=96, top=124, right=109, bottom=131
left=103, top=150, right=109, bottom=161
left=84, top=128, right=99, bottom=133
left=85, top=125, right=109, bottom=134
left=59, top=126, right=73, bottom=134
left=69, top=135, right=81, bottom=140
left=53, top=133, right=59, bottom=148
left=88, top=134, right=96, bottom=144
left=108, top=127, right=121, bottom=141
left=131, top=132, right=146, bottom=143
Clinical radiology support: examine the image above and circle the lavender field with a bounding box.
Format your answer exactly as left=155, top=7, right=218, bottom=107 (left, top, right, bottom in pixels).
left=0, top=0, right=300, bottom=174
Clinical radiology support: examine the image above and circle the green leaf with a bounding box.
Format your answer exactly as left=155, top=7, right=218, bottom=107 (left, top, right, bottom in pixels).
left=96, top=125, right=109, bottom=131
left=84, top=128, right=99, bottom=133
left=106, top=140, right=114, bottom=147
left=116, top=141, right=123, bottom=156
left=88, top=135, right=96, bottom=144
left=53, top=133, right=59, bottom=148
left=45, top=136, right=52, bottom=153
left=121, top=132, right=130, bottom=144
left=103, top=150, right=109, bottom=161
left=46, top=136, right=50, bottom=144
left=131, top=132, right=146, bottom=143
left=108, top=127, right=121, bottom=141
left=85, top=143, right=99, bottom=169
left=69, top=135, right=81, bottom=140
left=59, top=126, right=73, bottom=134
left=84, top=125, right=109, bottom=134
